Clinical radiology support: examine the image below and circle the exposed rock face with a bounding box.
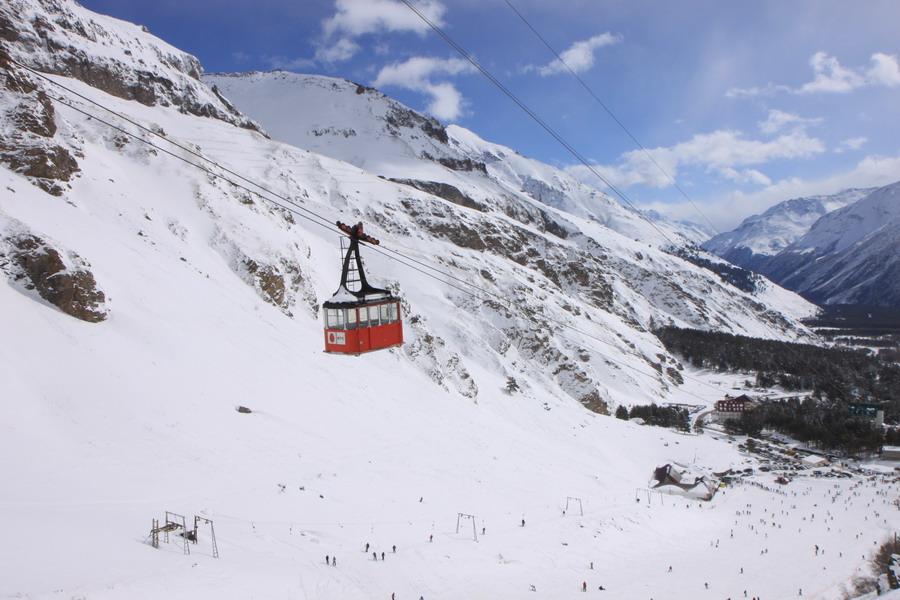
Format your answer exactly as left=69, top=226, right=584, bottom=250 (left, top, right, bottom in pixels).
left=240, top=256, right=316, bottom=316
left=403, top=310, right=478, bottom=399
left=2, top=233, right=108, bottom=322
left=384, top=103, right=448, bottom=144
left=0, top=59, right=80, bottom=195
left=390, top=178, right=485, bottom=212
left=0, top=0, right=264, bottom=133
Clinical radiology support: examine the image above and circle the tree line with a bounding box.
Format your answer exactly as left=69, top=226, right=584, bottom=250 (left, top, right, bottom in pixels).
left=722, top=398, right=896, bottom=454
left=654, top=326, right=899, bottom=413
left=615, top=403, right=690, bottom=432
left=654, top=326, right=900, bottom=453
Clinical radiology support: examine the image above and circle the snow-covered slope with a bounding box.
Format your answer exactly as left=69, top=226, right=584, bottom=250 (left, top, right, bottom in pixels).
left=7, top=2, right=892, bottom=600
left=0, top=0, right=261, bottom=132
left=204, top=69, right=816, bottom=324
left=702, top=188, right=872, bottom=271
left=762, top=182, right=900, bottom=306
left=205, top=70, right=695, bottom=249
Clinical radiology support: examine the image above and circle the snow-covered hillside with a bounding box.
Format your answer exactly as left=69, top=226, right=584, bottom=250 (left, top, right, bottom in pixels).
left=762, top=182, right=900, bottom=306
left=204, top=69, right=816, bottom=325
left=204, top=70, right=709, bottom=250
left=702, top=188, right=872, bottom=272
left=6, top=2, right=895, bottom=599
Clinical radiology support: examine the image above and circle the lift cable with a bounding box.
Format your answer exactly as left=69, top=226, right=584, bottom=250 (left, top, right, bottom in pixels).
left=11, top=58, right=491, bottom=295
left=501, top=0, right=721, bottom=236
left=9, top=59, right=337, bottom=232
left=17, top=61, right=744, bottom=402
left=397, top=0, right=680, bottom=248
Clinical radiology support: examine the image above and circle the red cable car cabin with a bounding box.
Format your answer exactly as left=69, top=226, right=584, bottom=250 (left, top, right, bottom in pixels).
left=323, top=221, right=403, bottom=355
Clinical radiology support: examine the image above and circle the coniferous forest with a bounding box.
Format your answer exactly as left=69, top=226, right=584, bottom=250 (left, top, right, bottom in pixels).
left=654, top=326, right=900, bottom=453
left=616, top=403, right=690, bottom=431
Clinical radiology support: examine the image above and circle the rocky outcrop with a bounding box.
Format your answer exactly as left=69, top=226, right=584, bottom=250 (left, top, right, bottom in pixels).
left=240, top=256, right=316, bottom=316
left=2, top=232, right=108, bottom=322
left=0, top=0, right=264, bottom=133
left=403, top=309, right=478, bottom=399
left=389, top=178, right=485, bottom=212
left=383, top=103, right=448, bottom=144
left=0, top=60, right=80, bottom=195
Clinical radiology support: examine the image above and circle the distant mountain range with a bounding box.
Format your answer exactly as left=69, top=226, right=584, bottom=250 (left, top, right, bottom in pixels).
left=703, top=184, right=900, bottom=307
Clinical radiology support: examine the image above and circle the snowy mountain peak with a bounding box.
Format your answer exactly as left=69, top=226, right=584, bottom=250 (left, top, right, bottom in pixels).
left=204, top=71, right=701, bottom=250
left=785, top=182, right=900, bottom=256
left=702, top=187, right=873, bottom=269
left=761, top=181, right=900, bottom=306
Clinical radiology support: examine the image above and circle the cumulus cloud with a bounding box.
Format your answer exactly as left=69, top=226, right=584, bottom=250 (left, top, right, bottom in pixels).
left=728, top=51, right=900, bottom=97
left=565, top=128, right=825, bottom=191
left=373, top=56, right=476, bottom=120
left=800, top=51, right=866, bottom=93
left=323, top=0, right=444, bottom=37
left=533, top=32, right=622, bottom=76
left=317, top=0, right=445, bottom=63
left=868, top=52, right=900, bottom=87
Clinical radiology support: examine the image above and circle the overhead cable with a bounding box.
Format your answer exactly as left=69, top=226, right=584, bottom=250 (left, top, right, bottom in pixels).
left=501, top=0, right=721, bottom=235
left=13, top=59, right=742, bottom=402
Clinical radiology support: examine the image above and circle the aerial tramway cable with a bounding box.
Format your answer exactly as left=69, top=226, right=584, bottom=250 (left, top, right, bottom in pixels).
left=499, top=0, right=722, bottom=236
left=397, top=0, right=679, bottom=247
left=10, top=58, right=747, bottom=401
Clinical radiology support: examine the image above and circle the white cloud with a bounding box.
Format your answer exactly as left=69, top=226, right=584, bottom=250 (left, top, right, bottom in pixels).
left=317, top=0, right=445, bottom=62
left=534, top=32, right=622, bottom=76
left=835, top=137, right=867, bottom=153
left=571, top=128, right=825, bottom=190
left=758, top=109, right=822, bottom=135
left=726, top=83, right=791, bottom=98
left=323, top=0, right=444, bottom=38
left=373, top=56, right=476, bottom=120
left=315, top=37, right=361, bottom=63
left=800, top=51, right=865, bottom=93
left=868, top=52, right=900, bottom=87
left=641, top=153, right=900, bottom=231
left=422, top=81, right=466, bottom=122
left=263, top=54, right=317, bottom=70
left=719, top=167, right=772, bottom=186
left=729, top=51, right=900, bottom=97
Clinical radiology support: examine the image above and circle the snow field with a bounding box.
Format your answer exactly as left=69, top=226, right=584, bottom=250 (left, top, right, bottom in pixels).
left=0, top=54, right=895, bottom=600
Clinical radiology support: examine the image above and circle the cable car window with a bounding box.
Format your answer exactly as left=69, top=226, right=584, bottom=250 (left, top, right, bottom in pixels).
left=380, top=304, right=390, bottom=324
left=389, top=302, right=399, bottom=323
left=326, top=308, right=343, bottom=330
left=369, top=305, right=381, bottom=327
left=358, top=306, right=369, bottom=328
left=345, top=308, right=358, bottom=330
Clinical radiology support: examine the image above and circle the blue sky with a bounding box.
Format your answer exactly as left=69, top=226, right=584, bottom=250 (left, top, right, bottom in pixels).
left=78, top=0, right=900, bottom=231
